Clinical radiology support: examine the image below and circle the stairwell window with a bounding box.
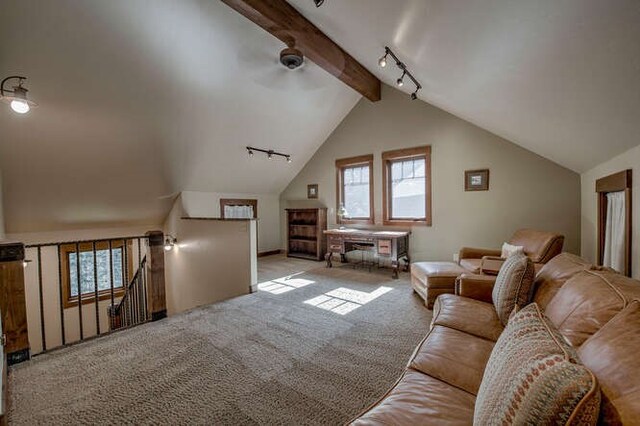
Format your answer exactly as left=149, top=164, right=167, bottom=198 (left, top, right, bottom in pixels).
left=336, top=155, right=374, bottom=224
left=60, top=241, right=132, bottom=308
left=382, top=146, right=432, bottom=226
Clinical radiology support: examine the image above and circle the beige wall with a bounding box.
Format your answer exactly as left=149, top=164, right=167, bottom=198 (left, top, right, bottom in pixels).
left=163, top=196, right=257, bottom=315
left=181, top=190, right=280, bottom=253
left=9, top=225, right=154, bottom=354
left=581, top=143, right=640, bottom=278
left=281, top=85, right=581, bottom=262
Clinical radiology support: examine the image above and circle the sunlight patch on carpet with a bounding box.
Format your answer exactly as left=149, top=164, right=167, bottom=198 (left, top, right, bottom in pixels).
left=258, top=272, right=316, bottom=294
left=304, top=286, right=393, bottom=315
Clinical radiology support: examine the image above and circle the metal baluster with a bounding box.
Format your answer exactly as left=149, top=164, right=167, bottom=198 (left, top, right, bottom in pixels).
left=37, top=247, right=46, bottom=352
left=57, top=244, right=66, bottom=345
left=93, top=241, right=100, bottom=336
left=137, top=239, right=143, bottom=322
left=123, top=239, right=130, bottom=326
left=75, top=242, right=83, bottom=340
left=109, top=240, right=115, bottom=330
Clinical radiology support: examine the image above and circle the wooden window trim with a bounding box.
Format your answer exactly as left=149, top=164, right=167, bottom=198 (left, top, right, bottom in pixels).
left=59, top=240, right=132, bottom=309
left=335, top=154, right=374, bottom=224
left=596, top=169, right=632, bottom=277
left=382, top=146, right=432, bottom=227
left=219, top=198, right=258, bottom=219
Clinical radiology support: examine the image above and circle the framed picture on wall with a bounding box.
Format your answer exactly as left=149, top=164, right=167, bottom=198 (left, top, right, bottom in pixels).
left=307, top=184, right=319, bottom=199
left=465, top=169, right=490, bottom=191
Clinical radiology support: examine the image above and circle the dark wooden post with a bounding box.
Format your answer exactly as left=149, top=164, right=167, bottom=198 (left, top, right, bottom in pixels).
left=0, top=242, right=30, bottom=364
left=145, top=231, right=167, bottom=321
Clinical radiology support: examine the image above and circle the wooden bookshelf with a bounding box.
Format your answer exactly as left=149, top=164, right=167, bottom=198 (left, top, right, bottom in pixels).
left=286, top=208, right=327, bottom=261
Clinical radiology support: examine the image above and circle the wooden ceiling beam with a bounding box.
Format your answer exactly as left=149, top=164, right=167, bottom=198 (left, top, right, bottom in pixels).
left=221, top=0, right=381, bottom=102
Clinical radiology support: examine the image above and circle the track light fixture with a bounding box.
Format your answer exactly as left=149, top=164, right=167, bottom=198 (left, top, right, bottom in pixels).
left=378, top=51, right=388, bottom=68
left=378, top=47, right=422, bottom=101
left=246, top=146, right=292, bottom=163
left=313, top=0, right=325, bottom=7
left=1, top=76, right=37, bottom=114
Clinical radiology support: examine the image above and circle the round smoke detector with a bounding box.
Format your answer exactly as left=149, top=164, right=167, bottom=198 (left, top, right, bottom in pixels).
left=280, top=47, right=304, bottom=69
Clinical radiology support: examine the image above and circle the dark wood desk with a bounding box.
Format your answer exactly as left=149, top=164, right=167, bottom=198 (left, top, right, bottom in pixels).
left=324, top=229, right=410, bottom=278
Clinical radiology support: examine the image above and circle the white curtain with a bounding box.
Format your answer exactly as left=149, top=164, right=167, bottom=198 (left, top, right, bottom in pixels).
left=224, top=205, right=254, bottom=219
left=602, top=191, right=626, bottom=273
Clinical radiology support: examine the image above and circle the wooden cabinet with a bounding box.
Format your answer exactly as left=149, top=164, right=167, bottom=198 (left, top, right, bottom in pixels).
left=286, top=208, right=327, bottom=260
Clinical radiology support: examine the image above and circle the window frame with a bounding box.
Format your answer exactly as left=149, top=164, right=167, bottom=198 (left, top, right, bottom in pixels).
left=335, top=154, right=374, bottom=225
left=382, top=146, right=432, bottom=226
left=219, top=198, right=258, bottom=219
left=59, top=240, right=133, bottom=309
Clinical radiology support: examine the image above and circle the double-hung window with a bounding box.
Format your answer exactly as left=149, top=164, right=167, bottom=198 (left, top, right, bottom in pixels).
left=382, top=146, right=432, bottom=226
left=335, top=155, right=374, bottom=224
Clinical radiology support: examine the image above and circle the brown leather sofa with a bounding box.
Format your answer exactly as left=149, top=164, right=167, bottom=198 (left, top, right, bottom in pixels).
left=351, top=253, right=640, bottom=425
left=458, top=229, right=564, bottom=275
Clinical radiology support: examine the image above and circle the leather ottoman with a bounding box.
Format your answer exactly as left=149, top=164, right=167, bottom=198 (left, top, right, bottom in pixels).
left=411, top=262, right=467, bottom=309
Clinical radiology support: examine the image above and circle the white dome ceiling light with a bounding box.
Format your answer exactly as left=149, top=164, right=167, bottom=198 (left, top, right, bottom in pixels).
left=1, top=76, right=37, bottom=114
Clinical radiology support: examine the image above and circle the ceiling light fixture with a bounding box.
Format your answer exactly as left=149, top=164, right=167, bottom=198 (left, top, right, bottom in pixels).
left=313, top=0, right=325, bottom=7
left=378, top=52, right=388, bottom=68
left=378, top=47, right=422, bottom=101
left=246, top=146, right=292, bottom=163
left=1, top=76, right=37, bottom=114
left=164, top=236, right=177, bottom=251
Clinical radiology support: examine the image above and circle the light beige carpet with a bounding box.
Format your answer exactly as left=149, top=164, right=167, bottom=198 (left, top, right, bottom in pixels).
left=8, top=264, right=431, bottom=425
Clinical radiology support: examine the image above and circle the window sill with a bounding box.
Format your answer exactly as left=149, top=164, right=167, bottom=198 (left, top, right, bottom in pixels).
left=383, top=219, right=432, bottom=227
left=338, top=218, right=375, bottom=225
left=64, top=288, right=125, bottom=309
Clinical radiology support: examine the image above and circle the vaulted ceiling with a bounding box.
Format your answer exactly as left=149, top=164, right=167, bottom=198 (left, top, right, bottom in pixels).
left=1, top=0, right=639, bottom=233
left=288, top=0, right=640, bottom=173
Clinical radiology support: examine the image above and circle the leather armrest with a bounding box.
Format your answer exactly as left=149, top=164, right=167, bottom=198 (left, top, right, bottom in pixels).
left=480, top=256, right=505, bottom=275
left=455, top=273, right=496, bottom=303
left=458, top=247, right=502, bottom=260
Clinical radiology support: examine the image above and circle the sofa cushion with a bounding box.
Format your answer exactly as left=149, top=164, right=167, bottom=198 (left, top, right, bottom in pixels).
left=409, top=325, right=494, bottom=395
left=350, top=369, right=475, bottom=426
left=475, top=303, right=601, bottom=425
left=491, top=254, right=535, bottom=325
left=545, top=270, right=640, bottom=347
left=432, top=294, right=503, bottom=342
left=578, top=300, right=640, bottom=424
left=459, top=258, right=481, bottom=274
left=532, top=252, right=593, bottom=309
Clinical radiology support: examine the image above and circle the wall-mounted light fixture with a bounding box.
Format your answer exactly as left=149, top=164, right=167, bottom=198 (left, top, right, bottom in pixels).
left=378, top=47, right=422, bottom=101
left=23, top=259, right=32, bottom=268
left=1, top=76, right=37, bottom=114
left=164, top=236, right=177, bottom=251
left=247, top=146, right=291, bottom=163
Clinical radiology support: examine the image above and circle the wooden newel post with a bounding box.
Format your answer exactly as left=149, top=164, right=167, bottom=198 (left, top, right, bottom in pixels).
left=0, top=242, right=30, bottom=365
left=145, top=231, right=167, bottom=321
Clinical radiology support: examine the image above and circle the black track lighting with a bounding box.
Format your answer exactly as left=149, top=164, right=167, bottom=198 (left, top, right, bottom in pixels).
left=313, top=0, right=325, bottom=7
left=247, top=146, right=292, bottom=163
left=378, top=46, right=422, bottom=101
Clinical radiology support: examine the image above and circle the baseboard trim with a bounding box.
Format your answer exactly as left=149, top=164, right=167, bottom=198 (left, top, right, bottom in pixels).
left=258, top=249, right=281, bottom=258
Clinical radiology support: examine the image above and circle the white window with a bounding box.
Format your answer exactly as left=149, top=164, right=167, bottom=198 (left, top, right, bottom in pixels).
left=336, top=155, right=374, bottom=223
left=382, top=146, right=431, bottom=225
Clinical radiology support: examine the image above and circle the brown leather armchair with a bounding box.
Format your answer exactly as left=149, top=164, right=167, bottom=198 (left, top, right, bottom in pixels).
left=458, top=229, right=564, bottom=275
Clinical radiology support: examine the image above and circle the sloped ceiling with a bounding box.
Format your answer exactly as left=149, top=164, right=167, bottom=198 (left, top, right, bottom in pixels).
left=2, top=0, right=639, bottom=233
left=0, top=0, right=360, bottom=233
left=290, top=0, right=640, bottom=173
